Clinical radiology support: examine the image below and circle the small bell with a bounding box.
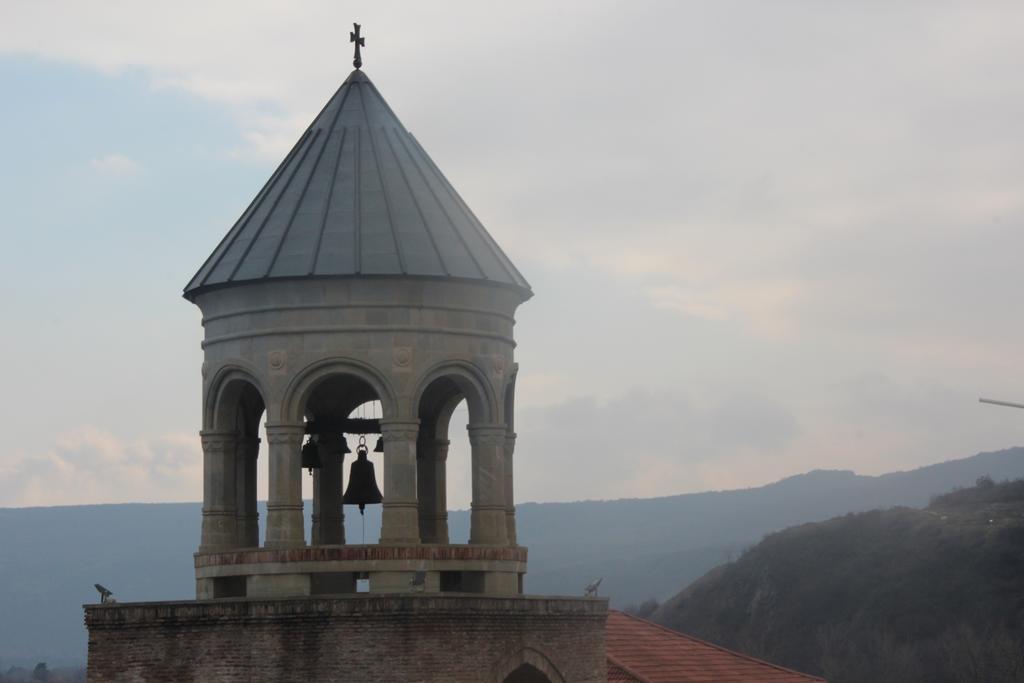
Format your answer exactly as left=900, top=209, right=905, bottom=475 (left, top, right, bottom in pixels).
left=301, top=437, right=321, bottom=473
left=343, top=444, right=383, bottom=515
left=373, top=435, right=384, bottom=453
left=341, top=435, right=352, bottom=454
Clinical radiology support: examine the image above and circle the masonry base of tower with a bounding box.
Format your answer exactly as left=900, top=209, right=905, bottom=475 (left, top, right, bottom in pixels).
left=194, top=544, right=528, bottom=599
left=85, top=594, right=608, bottom=683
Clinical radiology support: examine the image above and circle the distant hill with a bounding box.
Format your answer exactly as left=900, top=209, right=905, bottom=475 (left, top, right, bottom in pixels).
left=0, top=446, right=1021, bottom=667
left=519, top=446, right=1024, bottom=606
left=651, top=476, right=1024, bottom=683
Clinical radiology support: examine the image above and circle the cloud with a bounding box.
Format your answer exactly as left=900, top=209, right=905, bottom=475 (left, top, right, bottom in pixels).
left=515, top=371, right=579, bottom=410
left=2, top=2, right=1023, bottom=508
left=89, top=153, right=139, bottom=175
left=511, top=387, right=800, bottom=503
left=0, top=427, right=200, bottom=507
left=645, top=286, right=730, bottom=322
left=645, top=282, right=802, bottom=338
left=435, top=386, right=802, bottom=508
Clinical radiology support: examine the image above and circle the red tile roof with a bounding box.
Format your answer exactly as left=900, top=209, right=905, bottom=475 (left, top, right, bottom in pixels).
left=605, top=611, right=825, bottom=682
left=607, top=659, right=643, bottom=682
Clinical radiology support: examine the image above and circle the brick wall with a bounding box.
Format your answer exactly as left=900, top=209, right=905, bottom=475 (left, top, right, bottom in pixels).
left=86, top=595, right=607, bottom=682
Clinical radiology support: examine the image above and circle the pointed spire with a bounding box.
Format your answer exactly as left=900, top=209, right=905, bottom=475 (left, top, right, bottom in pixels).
left=184, top=69, right=530, bottom=301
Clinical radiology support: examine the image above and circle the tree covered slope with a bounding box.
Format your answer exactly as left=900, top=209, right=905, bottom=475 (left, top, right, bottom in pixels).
left=652, top=478, right=1024, bottom=683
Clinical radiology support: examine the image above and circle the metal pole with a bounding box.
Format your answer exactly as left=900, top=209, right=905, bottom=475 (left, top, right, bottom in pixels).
left=979, top=398, right=1024, bottom=410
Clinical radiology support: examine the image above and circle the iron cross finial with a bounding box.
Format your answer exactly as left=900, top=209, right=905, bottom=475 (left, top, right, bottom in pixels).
left=350, top=23, right=365, bottom=70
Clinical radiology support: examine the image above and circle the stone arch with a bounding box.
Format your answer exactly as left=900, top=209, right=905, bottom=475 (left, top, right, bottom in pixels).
left=434, top=392, right=465, bottom=441
left=413, top=388, right=462, bottom=545
left=205, top=364, right=267, bottom=433
left=412, top=360, right=497, bottom=425
left=279, top=357, right=398, bottom=424
left=413, top=362, right=497, bottom=546
left=201, top=364, right=267, bottom=551
left=503, top=666, right=552, bottom=683
left=492, top=647, right=566, bottom=683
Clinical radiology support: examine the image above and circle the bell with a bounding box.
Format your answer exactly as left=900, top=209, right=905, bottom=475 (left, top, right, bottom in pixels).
left=301, top=438, right=321, bottom=472
left=341, top=436, right=352, bottom=454
left=374, top=436, right=384, bottom=453
left=343, top=445, right=383, bottom=514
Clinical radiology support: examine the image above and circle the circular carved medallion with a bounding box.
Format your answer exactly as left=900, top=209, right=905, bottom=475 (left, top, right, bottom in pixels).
left=268, top=350, right=286, bottom=371
left=393, top=346, right=413, bottom=368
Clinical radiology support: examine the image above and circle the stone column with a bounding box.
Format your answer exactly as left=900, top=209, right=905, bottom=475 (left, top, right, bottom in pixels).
left=264, top=424, right=306, bottom=548
left=504, top=432, right=517, bottom=545
left=235, top=436, right=260, bottom=547
left=315, top=434, right=345, bottom=545
left=416, top=434, right=433, bottom=543
left=199, top=430, right=238, bottom=551
left=379, top=419, right=420, bottom=545
left=311, top=468, right=321, bottom=544
left=468, top=423, right=509, bottom=545
left=417, top=436, right=450, bottom=544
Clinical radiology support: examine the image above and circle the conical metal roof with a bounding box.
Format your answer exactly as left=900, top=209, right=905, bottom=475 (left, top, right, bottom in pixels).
left=184, top=70, right=530, bottom=300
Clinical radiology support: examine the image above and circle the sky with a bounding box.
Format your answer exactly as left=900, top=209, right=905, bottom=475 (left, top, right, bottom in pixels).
left=1, top=1, right=1022, bottom=511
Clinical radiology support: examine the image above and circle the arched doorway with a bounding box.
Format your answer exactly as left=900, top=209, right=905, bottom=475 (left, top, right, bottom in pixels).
left=415, top=367, right=507, bottom=547
left=492, top=648, right=566, bottom=683
left=204, top=372, right=265, bottom=552
left=300, top=374, right=383, bottom=547
left=503, top=664, right=552, bottom=683
left=416, top=382, right=463, bottom=545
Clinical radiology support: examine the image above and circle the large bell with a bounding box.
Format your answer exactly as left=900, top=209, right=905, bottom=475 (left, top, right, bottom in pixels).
left=343, top=445, right=383, bottom=514
left=301, top=438, right=321, bottom=472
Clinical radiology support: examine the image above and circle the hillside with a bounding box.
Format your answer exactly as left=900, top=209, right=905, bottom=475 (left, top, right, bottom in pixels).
left=519, top=446, right=1024, bottom=604
left=0, top=446, right=1021, bottom=667
left=652, top=477, right=1024, bottom=683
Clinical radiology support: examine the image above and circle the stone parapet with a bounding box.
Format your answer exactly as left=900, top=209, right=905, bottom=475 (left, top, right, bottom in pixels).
left=194, top=544, right=529, bottom=599
left=86, top=593, right=602, bottom=624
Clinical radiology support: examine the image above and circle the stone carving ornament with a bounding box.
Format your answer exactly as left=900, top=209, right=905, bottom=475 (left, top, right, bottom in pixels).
left=393, top=346, right=413, bottom=368
left=268, top=350, right=287, bottom=372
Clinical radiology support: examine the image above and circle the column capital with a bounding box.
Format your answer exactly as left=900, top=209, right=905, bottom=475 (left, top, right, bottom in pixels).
left=468, top=423, right=507, bottom=446
left=379, top=418, right=420, bottom=442
left=200, top=430, right=236, bottom=449
left=416, top=437, right=450, bottom=459
left=265, top=423, right=305, bottom=444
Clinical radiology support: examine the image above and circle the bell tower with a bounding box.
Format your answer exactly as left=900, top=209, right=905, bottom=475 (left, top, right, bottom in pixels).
left=184, top=36, right=531, bottom=599
left=86, top=28, right=607, bottom=683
